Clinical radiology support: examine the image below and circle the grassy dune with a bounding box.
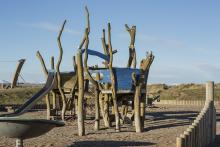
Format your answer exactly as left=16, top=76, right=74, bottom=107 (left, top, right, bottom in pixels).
left=0, top=83, right=219, bottom=105
left=148, top=83, right=220, bottom=100
left=0, top=87, right=42, bottom=104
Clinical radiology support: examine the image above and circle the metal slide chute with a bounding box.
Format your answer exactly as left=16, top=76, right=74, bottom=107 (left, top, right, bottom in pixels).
left=1, top=70, right=56, bottom=117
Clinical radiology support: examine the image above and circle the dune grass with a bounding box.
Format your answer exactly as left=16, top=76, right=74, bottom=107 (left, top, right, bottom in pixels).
left=0, top=83, right=219, bottom=105
left=148, top=83, right=220, bottom=101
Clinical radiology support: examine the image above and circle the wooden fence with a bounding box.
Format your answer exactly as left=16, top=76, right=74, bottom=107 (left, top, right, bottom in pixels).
left=176, top=81, right=216, bottom=147
left=155, top=100, right=220, bottom=106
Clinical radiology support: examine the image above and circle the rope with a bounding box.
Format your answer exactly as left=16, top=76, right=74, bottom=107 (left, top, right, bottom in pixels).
left=18, top=74, right=26, bottom=83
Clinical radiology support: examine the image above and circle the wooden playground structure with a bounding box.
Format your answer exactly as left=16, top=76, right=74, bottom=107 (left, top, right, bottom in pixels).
left=36, top=7, right=154, bottom=135
left=0, top=7, right=218, bottom=147
left=0, top=6, right=156, bottom=147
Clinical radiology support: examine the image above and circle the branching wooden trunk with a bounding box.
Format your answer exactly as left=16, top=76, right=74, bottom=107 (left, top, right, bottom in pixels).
left=125, top=24, right=136, bottom=68
left=56, top=20, right=67, bottom=121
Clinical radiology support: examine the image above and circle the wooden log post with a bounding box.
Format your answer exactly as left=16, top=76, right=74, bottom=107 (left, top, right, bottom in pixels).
left=55, top=20, right=68, bottom=121
left=107, top=23, right=120, bottom=132
left=202, top=113, right=206, bottom=146
left=36, top=51, right=48, bottom=77
left=134, top=52, right=154, bottom=132
left=203, top=106, right=208, bottom=146
left=99, top=92, right=105, bottom=121
left=198, top=117, right=202, bottom=147
left=94, top=72, right=100, bottom=131
left=189, top=125, right=195, bottom=147
left=101, top=29, right=112, bottom=128
left=11, top=59, right=26, bottom=88
left=134, top=82, right=142, bottom=132
left=76, top=50, right=85, bottom=136
left=45, top=56, right=55, bottom=120
left=184, top=131, right=190, bottom=147
left=125, top=24, right=136, bottom=68
left=140, top=92, right=146, bottom=130
left=50, top=56, right=57, bottom=113
left=180, top=134, right=186, bottom=147
left=213, top=107, right=216, bottom=142
left=192, top=121, right=199, bottom=147
left=80, top=7, right=101, bottom=131
left=103, top=83, right=110, bottom=127
left=45, top=94, right=51, bottom=120
left=121, top=100, right=128, bottom=124
left=176, top=136, right=185, bottom=147
left=199, top=114, right=204, bottom=147
left=186, top=128, right=192, bottom=147
left=206, top=81, right=214, bottom=102
left=206, top=81, right=216, bottom=143
left=36, top=51, right=51, bottom=119
left=16, top=138, right=23, bottom=147
left=207, top=106, right=211, bottom=145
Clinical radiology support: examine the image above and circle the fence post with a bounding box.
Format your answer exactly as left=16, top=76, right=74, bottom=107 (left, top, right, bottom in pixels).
left=176, top=136, right=185, bottom=147
left=206, top=81, right=215, bottom=144
left=189, top=125, right=195, bottom=147
left=206, top=81, right=214, bottom=101
left=213, top=107, right=216, bottom=141
left=193, top=121, right=199, bottom=147
left=184, top=131, right=190, bottom=147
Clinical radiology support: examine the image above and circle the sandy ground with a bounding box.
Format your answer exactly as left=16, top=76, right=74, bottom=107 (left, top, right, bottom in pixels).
left=0, top=104, right=209, bottom=147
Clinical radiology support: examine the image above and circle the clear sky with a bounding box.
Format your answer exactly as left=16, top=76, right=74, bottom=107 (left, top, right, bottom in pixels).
left=0, top=0, right=220, bottom=84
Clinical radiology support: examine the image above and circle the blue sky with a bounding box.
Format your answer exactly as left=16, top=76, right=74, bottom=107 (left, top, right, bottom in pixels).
left=0, top=0, right=220, bottom=84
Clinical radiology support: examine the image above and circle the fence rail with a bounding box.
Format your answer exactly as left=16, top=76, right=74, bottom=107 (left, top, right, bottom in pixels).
left=155, top=100, right=220, bottom=106
left=176, top=81, right=216, bottom=147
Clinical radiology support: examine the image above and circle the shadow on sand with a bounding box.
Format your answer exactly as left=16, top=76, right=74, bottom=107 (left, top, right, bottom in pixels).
left=144, top=110, right=199, bottom=131
left=69, top=140, right=155, bottom=147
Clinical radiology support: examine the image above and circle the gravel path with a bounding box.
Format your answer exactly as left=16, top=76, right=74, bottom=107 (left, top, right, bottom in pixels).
left=0, top=105, right=202, bottom=147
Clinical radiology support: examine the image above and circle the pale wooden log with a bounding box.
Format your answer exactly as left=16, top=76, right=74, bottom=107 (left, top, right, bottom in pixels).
left=206, top=81, right=214, bottom=101
left=50, top=56, right=56, bottom=112
left=180, top=134, right=186, bottom=147
left=76, top=50, right=85, bottom=136
left=45, top=94, right=51, bottom=120
left=186, top=128, right=192, bottom=147
left=202, top=112, right=206, bottom=146
left=36, top=51, right=48, bottom=78
left=184, top=131, right=190, bottom=147
left=103, top=84, right=110, bottom=127
left=56, top=20, right=67, bottom=120
left=107, top=23, right=120, bottom=132
left=121, top=100, right=128, bottom=124
left=140, top=92, right=145, bottom=131
left=176, top=136, right=185, bottom=147
left=16, top=138, right=23, bottom=147
left=206, top=81, right=216, bottom=144
left=99, top=92, right=105, bottom=122
left=36, top=51, right=52, bottom=119
left=79, top=6, right=101, bottom=131
left=11, top=59, right=26, bottom=88
left=213, top=107, right=216, bottom=141
left=125, top=24, right=136, bottom=68
left=94, top=72, right=100, bottom=131
left=134, top=84, right=141, bottom=132
left=189, top=125, right=195, bottom=147
left=192, top=121, right=199, bottom=147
